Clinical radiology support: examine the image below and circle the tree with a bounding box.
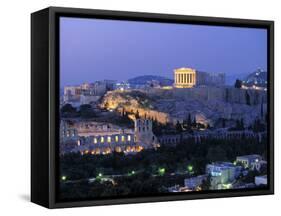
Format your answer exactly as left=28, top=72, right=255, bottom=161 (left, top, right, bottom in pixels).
left=260, top=97, right=264, bottom=118
left=135, top=110, right=140, bottom=119
left=240, top=118, right=245, bottom=130
left=200, top=175, right=211, bottom=190
left=233, top=118, right=244, bottom=130
left=121, top=107, right=126, bottom=116
left=79, top=104, right=95, bottom=118
left=241, top=170, right=259, bottom=183
left=176, top=121, right=183, bottom=133
left=61, top=103, right=77, bottom=117
left=235, top=119, right=240, bottom=130
left=234, top=79, right=242, bottom=88
left=104, top=102, right=109, bottom=108
left=185, top=113, right=192, bottom=127
left=192, top=116, right=197, bottom=126
left=61, top=103, right=76, bottom=113
left=245, top=91, right=251, bottom=105
left=253, top=118, right=265, bottom=133
left=206, top=146, right=227, bottom=162
left=222, top=118, right=226, bottom=128
left=225, top=88, right=230, bottom=102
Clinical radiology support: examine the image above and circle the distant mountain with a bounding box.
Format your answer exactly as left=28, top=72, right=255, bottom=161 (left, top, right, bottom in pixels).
left=226, top=69, right=267, bottom=87
left=128, top=75, right=173, bottom=86
left=243, top=68, right=267, bottom=87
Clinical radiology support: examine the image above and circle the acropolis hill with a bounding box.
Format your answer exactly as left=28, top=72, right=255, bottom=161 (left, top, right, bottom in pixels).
left=101, top=86, right=267, bottom=127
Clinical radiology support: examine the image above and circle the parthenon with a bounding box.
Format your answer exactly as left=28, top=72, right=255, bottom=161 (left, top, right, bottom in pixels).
left=174, top=67, right=196, bottom=88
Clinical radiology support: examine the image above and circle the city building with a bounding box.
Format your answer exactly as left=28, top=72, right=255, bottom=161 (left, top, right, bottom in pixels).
left=77, top=132, right=138, bottom=155
left=63, top=85, right=81, bottom=105
left=158, top=134, right=181, bottom=146
left=206, top=162, right=242, bottom=190
left=134, top=118, right=159, bottom=148
left=168, top=185, right=191, bottom=193
left=62, top=80, right=117, bottom=106
left=60, top=120, right=78, bottom=142
left=184, top=175, right=207, bottom=190
left=158, top=129, right=265, bottom=146
left=236, top=154, right=263, bottom=170
left=103, top=79, right=117, bottom=91
left=255, top=175, right=267, bottom=186
left=196, top=71, right=225, bottom=86
left=115, top=81, right=130, bottom=91
left=173, top=67, right=225, bottom=88
left=61, top=119, right=160, bottom=155
left=80, top=95, right=100, bottom=105
left=146, top=80, right=161, bottom=88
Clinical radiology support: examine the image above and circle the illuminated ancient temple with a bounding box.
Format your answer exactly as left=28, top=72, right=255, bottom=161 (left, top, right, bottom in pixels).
left=174, top=67, right=196, bottom=88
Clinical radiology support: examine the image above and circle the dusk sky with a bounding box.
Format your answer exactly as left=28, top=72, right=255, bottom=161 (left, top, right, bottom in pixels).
left=60, top=17, right=267, bottom=87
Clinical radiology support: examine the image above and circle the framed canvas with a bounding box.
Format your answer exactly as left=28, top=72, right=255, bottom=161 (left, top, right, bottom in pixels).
left=31, top=6, right=274, bottom=208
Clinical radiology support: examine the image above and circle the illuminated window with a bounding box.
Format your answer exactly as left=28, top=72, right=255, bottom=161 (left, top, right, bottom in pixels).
left=94, top=138, right=97, bottom=144
left=107, top=136, right=111, bottom=143
left=115, top=136, right=119, bottom=142
left=128, top=135, right=131, bottom=141
left=115, top=147, right=121, bottom=152
left=101, top=137, right=104, bottom=143
left=121, top=136, right=125, bottom=142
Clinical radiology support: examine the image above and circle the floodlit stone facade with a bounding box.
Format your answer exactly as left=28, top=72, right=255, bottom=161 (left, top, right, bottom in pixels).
left=60, top=119, right=160, bottom=155
left=173, top=67, right=225, bottom=88
left=174, top=68, right=196, bottom=88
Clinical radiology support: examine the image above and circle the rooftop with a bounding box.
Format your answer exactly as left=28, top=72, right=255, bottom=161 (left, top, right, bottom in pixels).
left=236, top=154, right=261, bottom=160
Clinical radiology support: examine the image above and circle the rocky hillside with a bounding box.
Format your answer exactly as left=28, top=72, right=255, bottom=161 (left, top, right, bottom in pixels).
left=101, top=88, right=266, bottom=127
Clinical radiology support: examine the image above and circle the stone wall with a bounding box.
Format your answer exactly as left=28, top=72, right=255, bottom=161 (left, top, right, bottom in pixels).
left=148, top=86, right=267, bottom=105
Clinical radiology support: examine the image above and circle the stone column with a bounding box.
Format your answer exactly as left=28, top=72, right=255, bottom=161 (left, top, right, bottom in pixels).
left=192, top=74, right=195, bottom=85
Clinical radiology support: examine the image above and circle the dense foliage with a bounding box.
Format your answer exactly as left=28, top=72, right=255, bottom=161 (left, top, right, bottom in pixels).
left=59, top=136, right=267, bottom=200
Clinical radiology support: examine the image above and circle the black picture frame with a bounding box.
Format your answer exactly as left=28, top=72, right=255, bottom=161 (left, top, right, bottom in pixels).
left=31, top=6, right=274, bottom=208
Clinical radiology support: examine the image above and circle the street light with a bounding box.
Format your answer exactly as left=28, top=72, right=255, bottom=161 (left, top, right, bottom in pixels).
left=187, top=165, right=193, bottom=172
left=158, top=168, right=165, bottom=176
left=61, top=175, right=67, bottom=181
